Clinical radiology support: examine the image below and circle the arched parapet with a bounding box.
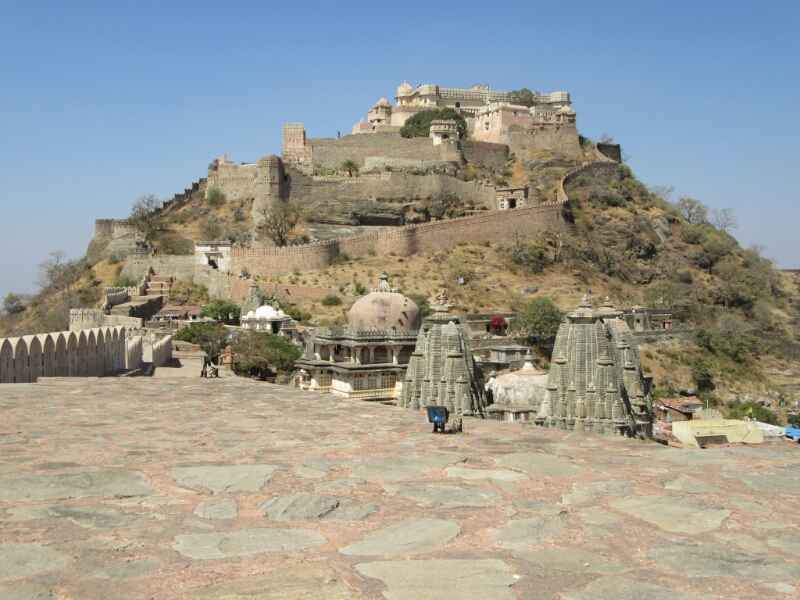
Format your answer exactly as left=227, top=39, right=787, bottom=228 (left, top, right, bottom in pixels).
left=54, top=332, right=69, bottom=376
left=23, top=336, right=42, bottom=383
left=66, top=331, right=78, bottom=376
left=110, top=328, right=120, bottom=371
left=39, top=334, right=56, bottom=378
left=0, top=339, right=14, bottom=383
left=86, top=329, right=99, bottom=376
left=77, top=331, right=88, bottom=377
left=126, top=336, right=143, bottom=370
left=11, top=338, right=30, bottom=383
left=96, top=328, right=108, bottom=376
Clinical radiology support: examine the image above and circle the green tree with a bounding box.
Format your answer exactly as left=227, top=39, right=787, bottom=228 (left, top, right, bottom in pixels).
left=2, top=293, right=26, bottom=316
left=513, top=297, right=563, bottom=348
left=400, top=108, right=467, bottom=139
left=321, top=294, right=342, bottom=306
left=509, top=88, right=536, bottom=107
left=175, top=322, right=229, bottom=359
left=201, top=300, right=241, bottom=324
left=341, top=159, right=359, bottom=177
left=231, top=331, right=302, bottom=378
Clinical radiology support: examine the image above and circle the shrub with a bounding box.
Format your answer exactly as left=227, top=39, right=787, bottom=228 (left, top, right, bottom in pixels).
left=201, top=216, right=224, bottom=240
left=510, top=241, right=551, bottom=273
left=285, top=304, right=312, bottom=322
left=321, top=294, right=342, bottom=306
left=112, top=275, right=137, bottom=288
left=726, top=400, right=781, bottom=425
left=170, top=281, right=209, bottom=305
left=207, top=187, right=226, bottom=207
left=158, top=235, right=194, bottom=255
left=689, top=357, right=715, bottom=393
left=353, top=281, right=367, bottom=296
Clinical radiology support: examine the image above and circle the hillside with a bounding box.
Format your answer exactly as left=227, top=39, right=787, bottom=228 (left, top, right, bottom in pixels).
left=2, top=143, right=798, bottom=420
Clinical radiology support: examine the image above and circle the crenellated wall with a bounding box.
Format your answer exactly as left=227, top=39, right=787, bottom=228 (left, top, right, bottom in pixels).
left=0, top=326, right=135, bottom=384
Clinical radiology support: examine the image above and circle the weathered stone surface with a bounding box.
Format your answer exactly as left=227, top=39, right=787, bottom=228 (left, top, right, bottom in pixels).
left=495, top=452, right=580, bottom=477
left=445, top=466, right=527, bottom=482
left=610, top=495, right=729, bottom=534
left=577, top=507, right=622, bottom=527
left=767, top=535, right=800, bottom=555
left=729, top=465, right=800, bottom=494
left=93, top=558, right=161, bottom=579
left=0, top=470, right=152, bottom=501
left=649, top=540, right=800, bottom=580
left=315, top=477, right=367, bottom=493
left=0, top=583, right=55, bottom=599
left=492, top=515, right=566, bottom=550
left=193, top=563, right=357, bottom=599
left=171, top=465, right=277, bottom=494
left=0, top=543, right=69, bottom=578
left=561, top=480, right=630, bottom=506
left=261, top=493, right=340, bottom=521
left=172, top=528, right=326, bottom=560
left=663, top=474, right=715, bottom=494
left=325, top=499, right=377, bottom=521
left=516, top=548, right=627, bottom=574
left=350, top=454, right=465, bottom=482
left=355, top=559, right=516, bottom=600
left=194, top=497, right=238, bottom=520
left=47, top=505, right=139, bottom=529
left=340, top=519, right=459, bottom=557
left=383, top=483, right=498, bottom=508
left=762, top=582, right=797, bottom=595
left=561, top=575, right=704, bottom=600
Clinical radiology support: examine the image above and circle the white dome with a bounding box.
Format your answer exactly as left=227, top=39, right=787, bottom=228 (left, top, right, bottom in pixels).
left=397, top=81, right=414, bottom=96
left=254, top=305, right=287, bottom=320
left=487, top=358, right=549, bottom=408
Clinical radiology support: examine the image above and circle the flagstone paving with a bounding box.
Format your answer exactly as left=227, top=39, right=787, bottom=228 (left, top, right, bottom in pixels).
left=1, top=376, right=800, bottom=598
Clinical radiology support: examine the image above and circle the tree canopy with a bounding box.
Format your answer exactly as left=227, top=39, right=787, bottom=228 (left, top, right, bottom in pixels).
left=513, top=297, right=564, bottom=349
left=201, top=300, right=241, bottom=324
left=256, top=202, right=302, bottom=247
left=231, top=331, right=302, bottom=379
left=400, top=108, right=467, bottom=139
left=175, top=322, right=229, bottom=359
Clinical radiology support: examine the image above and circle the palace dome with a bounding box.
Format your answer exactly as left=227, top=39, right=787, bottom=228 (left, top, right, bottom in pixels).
left=557, top=105, right=576, bottom=114
left=347, top=274, right=420, bottom=332
left=397, top=81, right=414, bottom=97
left=374, top=97, right=391, bottom=107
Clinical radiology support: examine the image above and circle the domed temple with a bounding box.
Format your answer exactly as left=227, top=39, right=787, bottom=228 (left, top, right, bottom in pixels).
left=486, top=350, right=549, bottom=423
left=537, top=296, right=654, bottom=437
left=399, top=290, right=486, bottom=420
left=295, top=274, right=419, bottom=400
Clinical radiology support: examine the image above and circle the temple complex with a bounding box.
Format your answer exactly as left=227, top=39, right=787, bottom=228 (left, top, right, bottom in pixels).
left=486, top=351, right=549, bottom=423
left=294, top=274, right=419, bottom=400
left=536, top=296, right=654, bottom=437
left=399, top=290, right=486, bottom=423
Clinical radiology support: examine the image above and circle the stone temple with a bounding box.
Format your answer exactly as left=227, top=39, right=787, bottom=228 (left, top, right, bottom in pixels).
left=399, top=290, right=486, bottom=421
left=537, top=296, right=654, bottom=437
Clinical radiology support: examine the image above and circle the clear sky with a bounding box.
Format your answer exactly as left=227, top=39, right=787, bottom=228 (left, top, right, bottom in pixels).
left=1, top=1, right=798, bottom=299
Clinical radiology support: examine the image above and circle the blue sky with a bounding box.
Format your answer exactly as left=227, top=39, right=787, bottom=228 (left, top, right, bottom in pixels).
left=1, top=1, right=798, bottom=298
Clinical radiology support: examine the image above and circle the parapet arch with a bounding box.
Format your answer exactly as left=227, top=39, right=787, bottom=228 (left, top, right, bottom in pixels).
left=66, top=331, right=78, bottom=376
left=0, top=339, right=13, bottom=383
left=38, top=333, right=56, bottom=378
left=86, top=329, right=99, bottom=377
left=54, top=332, right=68, bottom=376
left=77, top=331, right=88, bottom=377
left=11, top=337, right=29, bottom=383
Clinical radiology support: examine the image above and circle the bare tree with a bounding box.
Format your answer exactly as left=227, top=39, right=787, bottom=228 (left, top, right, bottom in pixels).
left=711, top=208, right=738, bottom=233
left=676, top=197, right=709, bottom=225
left=128, top=194, right=163, bottom=243
left=256, top=202, right=302, bottom=247
left=649, top=185, right=675, bottom=203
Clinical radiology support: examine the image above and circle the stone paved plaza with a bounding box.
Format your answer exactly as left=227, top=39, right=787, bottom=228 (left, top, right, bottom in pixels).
left=1, top=377, right=800, bottom=599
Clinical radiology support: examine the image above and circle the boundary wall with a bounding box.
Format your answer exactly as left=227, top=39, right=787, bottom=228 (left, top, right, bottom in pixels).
left=152, top=335, right=173, bottom=367
left=0, top=326, right=134, bottom=384
left=232, top=201, right=566, bottom=278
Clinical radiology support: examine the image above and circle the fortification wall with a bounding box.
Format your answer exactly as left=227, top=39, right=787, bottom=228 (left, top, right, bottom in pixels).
left=0, top=326, right=130, bottom=383
left=229, top=278, right=341, bottom=304
left=206, top=162, right=258, bottom=201
left=309, top=134, right=442, bottom=171
left=121, top=256, right=196, bottom=282
left=232, top=202, right=564, bottom=279
left=69, top=309, right=144, bottom=334
left=461, top=141, right=509, bottom=170
left=289, top=169, right=497, bottom=214
left=508, top=124, right=581, bottom=160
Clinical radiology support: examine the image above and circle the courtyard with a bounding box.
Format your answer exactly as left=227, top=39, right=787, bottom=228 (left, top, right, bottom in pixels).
left=1, top=376, right=799, bottom=599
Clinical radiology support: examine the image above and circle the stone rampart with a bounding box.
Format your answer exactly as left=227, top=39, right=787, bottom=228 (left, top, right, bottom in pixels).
left=0, top=326, right=129, bottom=383
left=121, top=256, right=196, bottom=282
left=309, top=134, right=442, bottom=171
left=232, top=202, right=564, bottom=278
left=206, top=162, right=258, bottom=201
left=104, top=287, right=130, bottom=308
left=508, top=123, right=581, bottom=160
left=461, top=141, right=509, bottom=170
left=126, top=336, right=143, bottom=371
